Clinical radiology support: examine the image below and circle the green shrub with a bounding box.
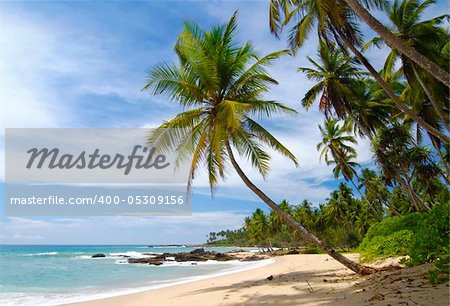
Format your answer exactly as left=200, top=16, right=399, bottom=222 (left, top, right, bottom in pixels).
left=406, top=201, right=450, bottom=266
left=357, top=202, right=449, bottom=268
left=428, top=250, right=450, bottom=284
left=359, top=230, right=414, bottom=262
left=357, top=213, right=420, bottom=258
left=361, top=212, right=420, bottom=243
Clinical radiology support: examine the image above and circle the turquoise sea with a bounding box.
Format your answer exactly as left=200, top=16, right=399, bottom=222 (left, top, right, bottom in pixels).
left=0, top=245, right=266, bottom=305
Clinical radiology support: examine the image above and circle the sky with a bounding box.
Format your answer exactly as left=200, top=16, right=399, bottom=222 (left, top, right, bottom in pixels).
left=0, top=0, right=445, bottom=245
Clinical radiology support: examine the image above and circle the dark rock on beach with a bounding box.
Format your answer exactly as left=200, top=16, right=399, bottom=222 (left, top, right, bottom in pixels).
left=213, top=252, right=235, bottom=261
left=174, top=253, right=208, bottom=262
left=128, top=258, right=152, bottom=264
left=148, top=259, right=163, bottom=266
left=189, top=248, right=205, bottom=254
left=286, top=249, right=300, bottom=255
left=240, top=255, right=264, bottom=262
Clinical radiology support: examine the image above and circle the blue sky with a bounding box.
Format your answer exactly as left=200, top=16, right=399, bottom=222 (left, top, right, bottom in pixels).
left=0, top=0, right=445, bottom=244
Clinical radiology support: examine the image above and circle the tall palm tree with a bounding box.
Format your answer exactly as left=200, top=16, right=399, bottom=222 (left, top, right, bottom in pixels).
left=144, top=13, right=373, bottom=274
left=300, top=44, right=394, bottom=140
left=269, top=0, right=450, bottom=143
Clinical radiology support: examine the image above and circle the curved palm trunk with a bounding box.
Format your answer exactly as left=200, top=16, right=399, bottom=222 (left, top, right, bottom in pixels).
left=342, top=0, right=450, bottom=88
left=225, top=141, right=375, bottom=275
left=336, top=29, right=450, bottom=144
left=411, top=65, right=449, bottom=132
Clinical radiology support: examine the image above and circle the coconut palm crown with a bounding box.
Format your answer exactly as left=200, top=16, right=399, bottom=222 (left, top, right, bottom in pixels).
left=143, top=12, right=298, bottom=193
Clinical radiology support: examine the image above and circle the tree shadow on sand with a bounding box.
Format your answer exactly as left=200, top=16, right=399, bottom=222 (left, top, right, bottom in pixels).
left=181, top=263, right=449, bottom=305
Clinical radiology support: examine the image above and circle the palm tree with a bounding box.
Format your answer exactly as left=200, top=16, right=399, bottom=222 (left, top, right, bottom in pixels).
left=359, top=168, right=400, bottom=216
left=367, top=0, right=449, bottom=130
left=317, top=118, right=357, bottom=164
left=317, top=118, right=382, bottom=219
left=300, top=44, right=393, bottom=140
left=292, top=200, right=315, bottom=230
left=299, top=42, right=366, bottom=119
left=269, top=200, right=292, bottom=234
left=269, top=0, right=450, bottom=143
left=403, top=84, right=450, bottom=178
left=269, top=200, right=294, bottom=248
left=325, top=184, right=352, bottom=226
left=143, top=13, right=373, bottom=274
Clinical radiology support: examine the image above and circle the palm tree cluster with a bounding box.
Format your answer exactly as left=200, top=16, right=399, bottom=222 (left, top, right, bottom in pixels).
left=144, top=0, right=448, bottom=274
left=271, top=0, right=449, bottom=143
left=296, top=0, right=448, bottom=214
left=208, top=183, right=381, bottom=251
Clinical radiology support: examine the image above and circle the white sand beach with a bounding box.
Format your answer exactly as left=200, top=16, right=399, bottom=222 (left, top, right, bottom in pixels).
left=67, top=254, right=449, bottom=306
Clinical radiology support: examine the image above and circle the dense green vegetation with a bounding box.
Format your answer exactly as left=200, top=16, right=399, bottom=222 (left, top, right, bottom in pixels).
left=208, top=196, right=449, bottom=283
left=146, top=0, right=449, bottom=275
left=207, top=191, right=448, bottom=252
left=357, top=202, right=449, bottom=263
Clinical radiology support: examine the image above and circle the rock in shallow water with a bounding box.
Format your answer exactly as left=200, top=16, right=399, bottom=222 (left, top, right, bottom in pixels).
left=91, top=253, right=106, bottom=258
left=126, top=250, right=263, bottom=265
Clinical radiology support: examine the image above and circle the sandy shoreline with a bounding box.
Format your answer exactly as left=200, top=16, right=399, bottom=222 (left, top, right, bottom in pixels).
left=67, top=254, right=449, bottom=306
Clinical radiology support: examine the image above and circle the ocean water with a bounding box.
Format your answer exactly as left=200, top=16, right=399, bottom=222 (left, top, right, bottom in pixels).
left=0, top=245, right=267, bottom=305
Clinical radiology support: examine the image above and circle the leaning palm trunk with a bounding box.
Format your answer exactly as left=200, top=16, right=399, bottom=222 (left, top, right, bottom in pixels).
left=402, top=170, right=432, bottom=211
left=225, top=141, right=375, bottom=275
left=396, top=173, right=430, bottom=212
left=349, top=177, right=382, bottom=220
left=336, top=29, right=450, bottom=144
left=410, top=65, right=450, bottom=132
left=354, top=171, right=401, bottom=216
left=342, top=0, right=450, bottom=88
